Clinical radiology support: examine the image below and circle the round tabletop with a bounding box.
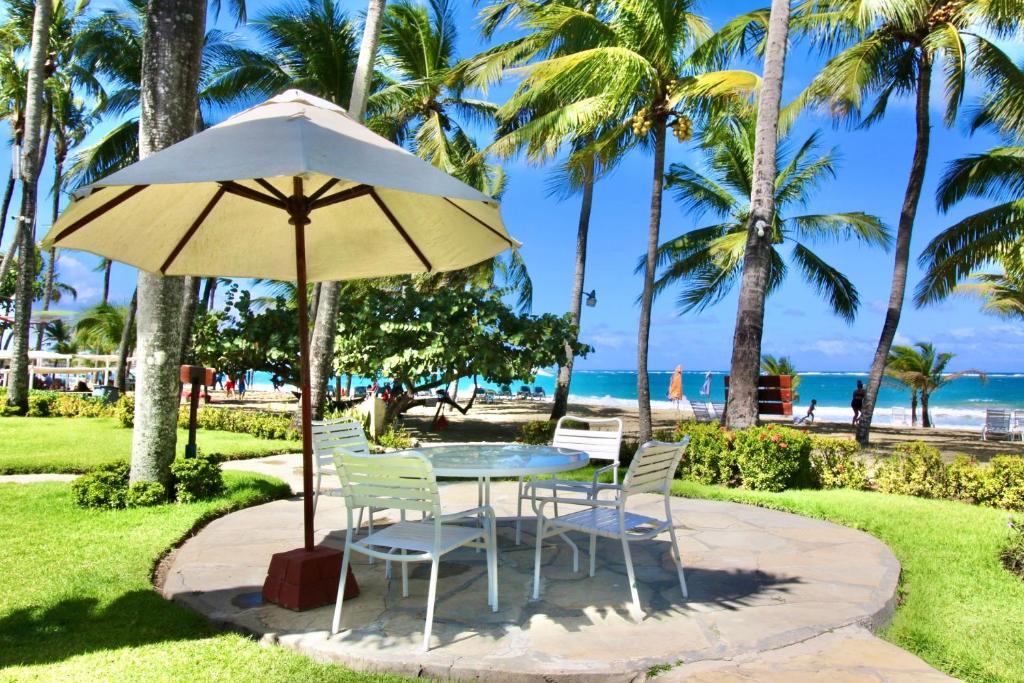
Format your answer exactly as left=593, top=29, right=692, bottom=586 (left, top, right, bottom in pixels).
left=396, top=443, right=589, bottom=478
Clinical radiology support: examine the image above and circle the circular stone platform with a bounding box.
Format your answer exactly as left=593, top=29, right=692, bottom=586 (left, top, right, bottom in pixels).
left=162, top=480, right=902, bottom=681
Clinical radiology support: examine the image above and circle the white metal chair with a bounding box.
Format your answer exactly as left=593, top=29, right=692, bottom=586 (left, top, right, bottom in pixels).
left=330, top=451, right=498, bottom=651
left=982, top=409, right=1014, bottom=441
left=311, top=417, right=371, bottom=518
left=515, top=416, right=624, bottom=544
left=891, top=406, right=908, bottom=426
left=531, top=438, right=690, bottom=622
left=689, top=400, right=713, bottom=423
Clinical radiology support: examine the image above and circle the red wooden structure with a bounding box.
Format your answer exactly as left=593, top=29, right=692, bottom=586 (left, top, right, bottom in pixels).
left=724, top=375, right=793, bottom=416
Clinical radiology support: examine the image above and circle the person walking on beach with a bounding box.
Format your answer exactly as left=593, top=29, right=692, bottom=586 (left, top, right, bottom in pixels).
left=794, top=399, right=816, bottom=425
left=851, top=381, right=866, bottom=425
left=225, top=375, right=235, bottom=397
left=238, top=375, right=247, bottom=399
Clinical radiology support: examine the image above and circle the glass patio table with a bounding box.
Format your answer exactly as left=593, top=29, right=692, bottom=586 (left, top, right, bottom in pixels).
left=391, top=444, right=590, bottom=542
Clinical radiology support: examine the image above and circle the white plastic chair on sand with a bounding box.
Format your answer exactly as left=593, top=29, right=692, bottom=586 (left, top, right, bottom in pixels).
left=515, top=416, right=623, bottom=545
left=531, top=438, right=691, bottom=622
left=891, top=406, right=908, bottom=426
left=311, top=417, right=371, bottom=518
left=330, top=451, right=498, bottom=651
left=982, top=409, right=1015, bottom=441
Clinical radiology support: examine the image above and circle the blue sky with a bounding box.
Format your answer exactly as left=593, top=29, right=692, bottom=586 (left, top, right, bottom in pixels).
left=3, top=0, right=1022, bottom=372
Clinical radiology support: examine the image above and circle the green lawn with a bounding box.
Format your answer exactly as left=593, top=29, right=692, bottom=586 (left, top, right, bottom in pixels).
left=672, top=481, right=1024, bottom=683
left=0, top=417, right=297, bottom=474
left=0, top=474, right=405, bottom=682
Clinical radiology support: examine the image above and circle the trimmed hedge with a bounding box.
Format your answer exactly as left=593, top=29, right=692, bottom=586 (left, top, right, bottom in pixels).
left=72, top=451, right=225, bottom=509
left=177, top=406, right=299, bottom=441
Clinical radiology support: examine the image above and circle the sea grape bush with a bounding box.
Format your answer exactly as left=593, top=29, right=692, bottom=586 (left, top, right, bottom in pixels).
left=876, top=442, right=947, bottom=498
left=732, top=424, right=812, bottom=492
left=809, top=436, right=870, bottom=490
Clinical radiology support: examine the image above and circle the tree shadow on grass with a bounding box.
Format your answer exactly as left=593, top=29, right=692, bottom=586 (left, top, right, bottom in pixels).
left=0, top=590, right=213, bottom=668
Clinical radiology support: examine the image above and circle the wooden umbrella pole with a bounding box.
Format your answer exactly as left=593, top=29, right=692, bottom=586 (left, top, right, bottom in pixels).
left=290, top=176, right=315, bottom=552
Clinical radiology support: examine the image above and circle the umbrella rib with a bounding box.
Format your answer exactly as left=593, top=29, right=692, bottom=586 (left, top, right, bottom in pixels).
left=253, top=178, right=289, bottom=203
left=218, top=180, right=287, bottom=209
left=307, top=177, right=341, bottom=204
left=308, top=184, right=373, bottom=211
left=442, top=198, right=515, bottom=247
left=369, top=189, right=432, bottom=272
left=159, top=186, right=228, bottom=274
left=51, top=185, right=149, bottom=244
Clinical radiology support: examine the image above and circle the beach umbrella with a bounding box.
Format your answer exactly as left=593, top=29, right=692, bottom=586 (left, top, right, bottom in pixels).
left=700, top=371, right=712, bottom=398
left=668, top=365, right=684, bottom=402
left=42, top=90, right=518, bottom=598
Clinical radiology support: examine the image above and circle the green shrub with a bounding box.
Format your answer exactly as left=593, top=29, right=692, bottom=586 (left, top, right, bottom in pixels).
left=377, top=425, right=413, bottom=450
left=732, top=424, right=812, bottom=492
left=519, top=420, right=556, bottom=445
left=115, top=394, right=135, bottom=428
left=1004, top=517, right=1024, bottom=580
left=125, top=481, right=167, bottom=507
left=810, top=436, right=870, bottom=490
left=946, top=455, right=988, bottom=503
left=170, top=451, right=225, bottom=503
left=180, top=407, right=299, bottom=441
left=671, top=421, right=733, bottom=484
left=71, top=461, right=131, bottom=509
left=981, top=456, right=1024, bottom=512
left=27, top=392, right=56, bottom=417
left=876, top=441, right=947, bottom=498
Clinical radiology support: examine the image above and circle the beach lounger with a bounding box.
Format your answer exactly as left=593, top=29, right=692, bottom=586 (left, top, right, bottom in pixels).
left=690, top=400, right=713, bottom=423
left=518, top=385, right=532, bottom=399
left=533, top=386, right=546, bottom=399
left=982, top=409, right=1015, bottom=441
left=711, top=402, right=726, bottom=422
left=499, top=386, right=513, bottom=399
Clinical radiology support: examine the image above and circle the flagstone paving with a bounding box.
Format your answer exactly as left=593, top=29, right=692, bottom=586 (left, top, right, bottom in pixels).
left=162, top=455, right=952, bottom=681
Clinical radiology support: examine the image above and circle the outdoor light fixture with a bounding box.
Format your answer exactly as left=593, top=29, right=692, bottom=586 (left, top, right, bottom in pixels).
left=755, top=219, right=768, bottom=238
left=585, top=289, right=597, bottom=307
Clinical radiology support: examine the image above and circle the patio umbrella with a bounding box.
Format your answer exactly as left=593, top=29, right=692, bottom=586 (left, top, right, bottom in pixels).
left=43, top=90, right=519, bottom=603
left=668, top=365, right=683, bottom=402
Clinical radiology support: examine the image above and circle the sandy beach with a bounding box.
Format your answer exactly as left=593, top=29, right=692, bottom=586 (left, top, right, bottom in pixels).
left=207, top=390, right=1024, bottom=462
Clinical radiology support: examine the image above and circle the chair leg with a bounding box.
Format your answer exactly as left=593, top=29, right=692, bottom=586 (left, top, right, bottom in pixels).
left=421, top=557, right=440, bottom=652
left=312, top=472, right=321, bottom=517
left=401, top=550, right=409, bottom=598
left=558, top=531, right=579, bottom=572
left=331, top=542, right=352, bottom=635
left=515, top=477, right=524, bottom=545
left=620, top=536, right=643, bottom=623
left=367, top=509, right=375, bottom=565
left=589, top=534, right=597, bottom=578
left=488, top=516, right=499, bottom=612
left=532, top=516, right=546, bottom=600
left=668, top=525, right=688, bottom=599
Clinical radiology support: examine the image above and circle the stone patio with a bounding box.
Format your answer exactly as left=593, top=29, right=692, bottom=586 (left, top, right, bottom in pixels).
left=162, top=460, right=952, bottom=681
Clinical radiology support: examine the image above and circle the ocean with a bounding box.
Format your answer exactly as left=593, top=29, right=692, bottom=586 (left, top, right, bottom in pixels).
left=251, top=369, right=1019, bottom=430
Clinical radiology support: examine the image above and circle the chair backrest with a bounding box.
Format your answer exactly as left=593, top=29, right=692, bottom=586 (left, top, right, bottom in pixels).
left=312, top=417, right=371, bottom=473
left=622, top=438, right=690, bottom=496
left=552, top=416, right=623, bottom=465
left=690, top=401, right=712, bottom=423
left=334, top=451, right=441, bottom=519
left=891, top=407, right=906, bottom=423
left=986, top=409, right=1011, bottom=431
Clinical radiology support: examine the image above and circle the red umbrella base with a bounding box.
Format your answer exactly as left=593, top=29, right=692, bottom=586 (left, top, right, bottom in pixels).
left=261, top=545, right=359, bottom=610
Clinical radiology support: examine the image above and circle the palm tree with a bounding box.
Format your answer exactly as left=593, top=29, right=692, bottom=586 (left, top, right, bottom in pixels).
left=44, top=319, right=77, bottom=354
left=75, top=303, right=133, bottom=354
left=792, top=0, right=1024, bottom=445
left=129, top=0, right=207, bottom=486
left=5, top=0, right=50, bottom=413
left=652, top=107, right=890, bottom=322
left=884, top=342, right=985, bottom=428
left=760, top=354, right=800, bottom=402
left=489, top=0, right=757, bottom=441
left=0, top=46, right=26, bottom=248
left=918, top=145, right=1024, bottom=304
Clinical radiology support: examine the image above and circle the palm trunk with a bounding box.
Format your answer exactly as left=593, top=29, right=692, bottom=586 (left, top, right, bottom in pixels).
left=636, top=116, right=668, bottom=443
left=178, top=275, right=200, bottom=365
left=199, top=276, right=215, bottom=312
left=6, top=0, right=51, bottom=412
left=0, top=170, right=15, bottom=246
left=116, top=289, right=137, bottom=392
left=308, top=0, right=387, bottom=421
left=855, top=55, right=932, bottom=445
left=37, top=156, right=64, bottom=350
left=0, top=224, right=20, bottom=284
left=921, top=391, right=931, bottom=428
left=551, top=162, right=595, bottom=421
left=911, top=389, right=918, bottom=426
left=725, top=0, right=790, bottom=430
left=100, top=259, right=112, bottom=304
left=129, top=0, right=206, bottom=487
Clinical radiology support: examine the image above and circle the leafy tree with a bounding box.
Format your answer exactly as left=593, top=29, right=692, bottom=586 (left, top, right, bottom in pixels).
left=652, top=106, right=889, bottom=321
left=790, top=0, right=1024, bottom=444
left=884, top=342, right=984, bottom=428
left=760, top=353, right=800, bottom=402
left=486, top=0, right=757, bottom=441
left=75, top=303, right=133, bottom=354
left=333, top=282, right=589, bottom=424
left=44, top=319, right=77, bottom=354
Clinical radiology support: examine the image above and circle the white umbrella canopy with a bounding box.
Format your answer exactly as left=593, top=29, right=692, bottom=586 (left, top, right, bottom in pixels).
left=43, top=89, right=519, bottom=279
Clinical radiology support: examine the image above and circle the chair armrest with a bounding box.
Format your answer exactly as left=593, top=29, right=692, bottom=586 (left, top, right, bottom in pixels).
left=591, top=463, right=617, bottom=489
left=438, top=506, right=494, bottom=524
left=533, top=495, right=621, bottom=510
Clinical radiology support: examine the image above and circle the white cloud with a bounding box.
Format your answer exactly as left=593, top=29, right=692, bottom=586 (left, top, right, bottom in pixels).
left=893, top=332, right=912, bottom=346
left=947, top=327, right=976, bottom=340
left=801, top=338, right=873, bottom=357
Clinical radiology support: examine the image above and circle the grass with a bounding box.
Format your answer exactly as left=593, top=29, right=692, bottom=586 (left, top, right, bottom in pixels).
left=0, top=417, right=296, bottom=474
left=671, top=480, right=1024, bottom=683
left=0, top=473, right=407, bottom=682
